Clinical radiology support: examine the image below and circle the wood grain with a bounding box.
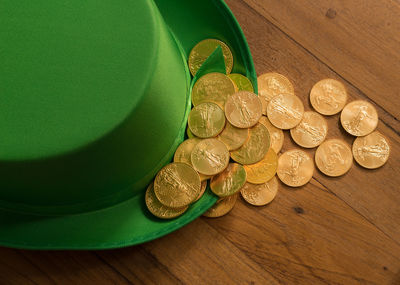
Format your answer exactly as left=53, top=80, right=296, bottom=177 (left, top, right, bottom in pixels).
left=0, top=1, right=399, bottom=284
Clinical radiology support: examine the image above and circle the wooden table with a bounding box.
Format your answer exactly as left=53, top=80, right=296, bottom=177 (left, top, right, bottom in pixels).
left=1, top=1, right=399, bottom=284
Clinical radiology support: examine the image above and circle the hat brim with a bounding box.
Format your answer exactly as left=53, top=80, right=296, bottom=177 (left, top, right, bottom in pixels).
left=0, top=0, right=257, bottom=250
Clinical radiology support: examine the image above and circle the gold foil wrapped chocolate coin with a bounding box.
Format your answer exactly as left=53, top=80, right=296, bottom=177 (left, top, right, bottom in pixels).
left=154, top=162, right=201, bottom=208
left=188, top=102, right=225, bottom=138
left=341, top=100, right=378, bottom=136
left=267, top=93, right=304, bottom=129
left=210, top=163, right=247, bottom=197
left=277, top=149, right=314, bottom=187
left=290, top=111, right=328, bottom=148
left=310, top=79, right=347, bottom=115
left=352, top=131, right=390, bottom=169
left=315, top=139, right=353, bottom=177
left=225, top=91, right=262, bottom=128
left=202, top=193, right=238, bottom=218
left=240, top=177, right=278, bottom=206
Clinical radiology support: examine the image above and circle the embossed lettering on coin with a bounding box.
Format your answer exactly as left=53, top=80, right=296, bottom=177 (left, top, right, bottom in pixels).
left=210, top=163, right=247, bottom=197
left=191, top=138, right=230, bottom=176
left=188, top=102, right=225, bottom=138
left=258, top=73, right=294, bottom=114
left=145, top=183, right=188, bottom=219
left=154, top=163, right=201, bottom=208
left=259, top=116, right=284, bottom=153
left=267, top=93, right=304, bottom=129
left=231, top=123, right=270, bottom=165
left=192, top=72, right=236, bottom=109
left=188, top=39, right=234, bottom=76
left=202, top=193, right=238, bottom=218
left=352, top=131, right=390, bottom=169
left=218, top=121, right=249, bottom=151
left=315, top=139, right=353, bottom=177
left=277, top=149, right=314, bottom=187
left=290, top=111, right=328, bottom=148
left=225, top=91, right=262, bottom=128
left=310, top=79, right=347, bottom=115
left=240, top=176, right=278, bottom=206
left=228, top=73, right=254, bottom=92
left=341, top=100, right=378, bottom=136
left=244, top=148, right=278, bottom=184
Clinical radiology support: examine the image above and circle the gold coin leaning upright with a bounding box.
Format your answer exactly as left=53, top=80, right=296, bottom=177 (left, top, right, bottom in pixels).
left=154, top=163, right=201, bottom=208
left=191, top=138, right=230, bottom=176
left=145, top=183, right=188, bottom=219
left=192, top=72, right=236, bottom=109
left=240, top=176, right=279, bottom=206
left=352, top=131, right=390, bottom=169
left=244, top=148, right=278, bottom=184
left=340, top=100, right=378, bottom=136
left=267, top=93, right=304, bottom=130
left=258, top=73, right=294, bottom=115
left=228, top=73, right=254, bottom=92
left=290, top=111, right=328, bottom=148
left=218, top=121, right=249, bottom=151
left=225, top=91, right=262, bottom=128
left=231, top=123, right=271, bottom=165
left=315, top=139, right=353, bottom=177
left=188, top=102, right=226, bottom=138
left=258, top=116, right=284, bottom=153
left=210, top=163, right=247, bottom=197
left=188, top=39, right=234, bottom=76
left=277, top=149, right=314, bottom=187
left=202, top=193, right=238, bottom=218
left=310, top=79, right=348, bottom=115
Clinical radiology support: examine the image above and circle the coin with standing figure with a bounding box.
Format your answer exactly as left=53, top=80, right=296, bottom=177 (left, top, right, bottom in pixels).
left=315, top=139, right=353, bottom=177
left=210, top=163, right=247, bottom=197
left=218, top=121, right=249, bottom=151
left=352, top=131, right=390, bottom=169
left=290, top=111, right=328, bottom=148
left=240, top=176, right=278, bottom=206
left=277, top=149, right=314, bottom=187
left=340, top=100, right=378, bottom=136
left=225, top=91, right=262, bottom=128
left=310, top=79, right=347, bottom=115
left=267, top=93, right=304, bottom=129
left=228, top=73, right=254, bottom=92
left=188, top=102, right=225, bottom=138
left=258, top=116, right=284, bottom=153
left=244, top=148, right=278, bottom=184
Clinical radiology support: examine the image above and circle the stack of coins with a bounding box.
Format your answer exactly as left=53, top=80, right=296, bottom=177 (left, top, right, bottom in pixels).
left=145, top=39, right=390, bottom=220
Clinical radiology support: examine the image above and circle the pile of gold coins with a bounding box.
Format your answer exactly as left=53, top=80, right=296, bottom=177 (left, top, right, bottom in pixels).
left=145, top=39, right=390, bottom=219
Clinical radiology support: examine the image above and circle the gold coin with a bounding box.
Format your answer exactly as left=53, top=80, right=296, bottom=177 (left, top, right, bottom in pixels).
left=145, top=183, right=188, bottom=219
left=194, top=181, right=208, bottom=202
left=154, top=162, right=201, bottom=208
left=310, top=79, right=347, bottom=115
left=231, top=123, right=270, bottom=165
left=191, top=138, right=230, bottom=176
left=225, top=91, right=262, bottom=128
left=228, top=73, right=254, bottom=92
left=188, top=39, right=234, bottom=76
left=244, top=148, right=278, bottom=184
left=218, top=121, right=249, bottom=151
left=340, top=100, right=378, bottom=136
left=277, top=149, right=314, bottom=187
left=188, top=102, right=226, bottom=138
left=174, top=138, right=201, bottom=166
left=202, top=193, right=238, bottom=218
left=315, top=139, right=353, bottom=177
left=352, top=131, right=390, bottom=169
left=258, top=116, right=284, bottom=153
left=240, top=176, right=278, bottom=206
left=192, top=72, right=236, bottom=109
left=210, top=163, right=247, bottom=197
left=186, top=126, right=196, bottom=139
left=257, top=73, right=294, bottom=115
left=290, top=111, right=328, bottom=148
left=267, top=93, right=304, bottom=129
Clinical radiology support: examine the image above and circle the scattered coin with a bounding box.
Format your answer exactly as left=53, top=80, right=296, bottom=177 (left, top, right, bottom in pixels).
left=191, top=138, right=230, bottom=176
left=244, top=148, right=278, bottom=184
left=341, top=100, right=378, bottom=136
left=231, top=123, right=270, bottom=165
left=310, top=79, right=347, bottom=115
left=258, top=73, right=294, bottom=115
left=267, top=93, right=304, bottom=129
left=218, top=121, right=249, bottom=151
left=228, top=73, right=254, bottom=92
left=290, top=111, right=328, bottom=148
left=202, top=193, right=238, bottom=218
left=194, top=181, right=208, bottom=202
left=188, top=102, right=226, bottom=138
left=188, top=39, right=234, bottom=76
left=315, top=139, right=353, bottom=177
left=225, top=91, right=262, bottom=128
left=192, top=72, right=236, bottom=109
left=352, top=131, right=390, bottom=169
left=240, top=176, right=278, bottom=206
left=258, top=116, right=284, bottom=153
left=210, top=163, right=247, bottom=197
left=277, top=149, right=314, bottom=187
left=154, top=163, right=201, bottom=208
left=145, top=183, right=188, bottom=219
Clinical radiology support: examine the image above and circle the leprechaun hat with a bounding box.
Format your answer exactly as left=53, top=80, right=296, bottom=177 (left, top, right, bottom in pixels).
left=0, top=0, right=256, bottom=249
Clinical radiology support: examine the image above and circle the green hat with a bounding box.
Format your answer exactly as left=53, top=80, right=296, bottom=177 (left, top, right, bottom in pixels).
left=0, top=0, right=256, bottom=249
